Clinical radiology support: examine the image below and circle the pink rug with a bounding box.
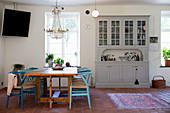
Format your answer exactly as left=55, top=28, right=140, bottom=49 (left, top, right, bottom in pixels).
left=106, top=93, right=170, bottom=109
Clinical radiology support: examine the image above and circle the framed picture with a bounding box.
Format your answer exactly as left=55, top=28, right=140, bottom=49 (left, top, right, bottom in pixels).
left=149, top=36, right=158, bottom=51
left=150, top=36, right=158, bottom=43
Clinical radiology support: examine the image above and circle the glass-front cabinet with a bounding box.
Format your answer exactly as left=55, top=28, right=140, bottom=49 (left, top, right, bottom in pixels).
left=111, top=20, right=121, bottom=46
left=99, top=20, right=108, bottom=46
left=97, top=16, right=148, bottom=47
left=137, top=20, right=147, bottom=46
left=124, top=20, right=134, bottom=46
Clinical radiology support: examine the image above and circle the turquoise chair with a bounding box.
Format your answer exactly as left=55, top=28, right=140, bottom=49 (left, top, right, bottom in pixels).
left=69, top=71, right=93, bottom=109
left=6, top=70, right=37, bottom=110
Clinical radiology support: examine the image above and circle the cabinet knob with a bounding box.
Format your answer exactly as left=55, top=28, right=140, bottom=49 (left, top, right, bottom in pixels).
left=136, top=68, right=138, bottom=71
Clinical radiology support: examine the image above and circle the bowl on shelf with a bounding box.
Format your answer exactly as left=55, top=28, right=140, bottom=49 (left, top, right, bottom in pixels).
left=119, top=56, right=128, bottom=61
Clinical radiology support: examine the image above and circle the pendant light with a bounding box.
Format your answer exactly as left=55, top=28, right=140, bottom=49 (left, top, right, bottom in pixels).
left=92, top=0, right=99, bottom=17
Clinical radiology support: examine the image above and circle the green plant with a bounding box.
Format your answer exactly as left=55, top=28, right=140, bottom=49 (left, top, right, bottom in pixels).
left=46, top=53, right=54, bottom=63
left=12, top=64, right=25, bottom=71
left=54, top=58, right=64, bottom=66
left=162, top=47, right=170, bottom=60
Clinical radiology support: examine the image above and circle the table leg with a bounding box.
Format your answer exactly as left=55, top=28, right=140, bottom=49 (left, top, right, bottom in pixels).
left=36, top=77, right=41, bottom=104
left=68, top=76, right=73, bottom=103
left=49, top=76, right=52, bottom=108
left=43, top=78, right=47, bottom=95
left=59, top=77, right=61, bottom=89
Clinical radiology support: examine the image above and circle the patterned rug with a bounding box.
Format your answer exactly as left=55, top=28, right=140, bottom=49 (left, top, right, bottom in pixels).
left=152, top=91, right=170, bottom=103
left=106, top=93, right=170, bottom=109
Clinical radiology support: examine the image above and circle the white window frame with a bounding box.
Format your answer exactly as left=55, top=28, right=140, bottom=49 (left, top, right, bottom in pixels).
left=161, top=11, right=170, bottom=65
left=45, top=12, right=80, bottom=66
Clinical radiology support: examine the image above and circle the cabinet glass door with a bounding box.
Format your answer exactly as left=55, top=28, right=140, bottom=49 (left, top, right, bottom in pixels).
left=111, top=21, right=120, bottom=46
left=99, top=21, right=107, bottom=46
left=124, top=21, right=134, bottom=46
left=137, top=20, right=146, bottom=46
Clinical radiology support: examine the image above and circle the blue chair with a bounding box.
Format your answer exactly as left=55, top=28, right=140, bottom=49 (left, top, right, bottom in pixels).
left=6, top=70, right=37, bottom=110
left=69, top=71, right=93, bottom=109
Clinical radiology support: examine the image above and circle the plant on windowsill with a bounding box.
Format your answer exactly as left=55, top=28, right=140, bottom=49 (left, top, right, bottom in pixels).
left=54, top=58, right=64, bottom=67
left=46, top=53, right=54, bottom=67
left=162, top=47, right=170, bottom=66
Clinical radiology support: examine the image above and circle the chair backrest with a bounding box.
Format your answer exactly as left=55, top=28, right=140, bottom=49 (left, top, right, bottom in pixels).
left=9, top=71, right=27, bottom=86
left=29, top=67, right=38, bottom=71
left=78, top=67, right=90, bottom=73
left=78, top=71, right=93, bottom=86
left=77, top=67, right=92, bottom=85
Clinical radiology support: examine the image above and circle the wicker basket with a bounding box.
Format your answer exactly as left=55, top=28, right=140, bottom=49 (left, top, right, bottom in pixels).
left=152, top=75, right=166, bottom=88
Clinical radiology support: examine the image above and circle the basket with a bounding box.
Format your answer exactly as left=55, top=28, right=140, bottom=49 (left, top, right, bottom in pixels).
left=152, top=75, right=166, bottom=88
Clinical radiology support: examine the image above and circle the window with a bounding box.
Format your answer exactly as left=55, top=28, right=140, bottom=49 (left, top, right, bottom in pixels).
left=45, top=12, right=80, bottom=66
left=161, top=11, right=170, bottom=65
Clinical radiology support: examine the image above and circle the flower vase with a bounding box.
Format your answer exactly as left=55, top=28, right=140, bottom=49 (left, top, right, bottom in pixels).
left=165, top=60, right=170, bottom=66
left=48, top=60, right=53, bottom=67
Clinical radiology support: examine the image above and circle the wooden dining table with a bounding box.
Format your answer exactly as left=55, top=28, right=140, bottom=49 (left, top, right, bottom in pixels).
left=24, top=67, right=77, bottom=108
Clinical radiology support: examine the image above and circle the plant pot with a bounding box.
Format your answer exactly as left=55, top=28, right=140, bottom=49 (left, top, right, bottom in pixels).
left=48, top=60, right=53, bottom=67
left=165, top=60, right=170, bottom=66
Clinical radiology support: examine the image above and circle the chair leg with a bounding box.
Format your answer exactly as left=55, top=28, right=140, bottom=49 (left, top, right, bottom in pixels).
left=6, top=95, right=10, bottom=108
left=69, top=86, right=72, bottom=109
left=21, top=87, right=23, bottom=110
left=19, top=90, right=21, bottom=104
left=87, top=87, right=91, bottom=109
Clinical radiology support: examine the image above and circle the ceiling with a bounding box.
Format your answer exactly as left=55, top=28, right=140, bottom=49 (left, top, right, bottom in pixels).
left=0, top=0, right=170, bottom=6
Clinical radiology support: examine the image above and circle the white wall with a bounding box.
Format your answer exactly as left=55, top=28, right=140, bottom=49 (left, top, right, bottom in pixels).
left=2, top=4, right=170, bottom=87
left=0, top=2, right=5, bottom=89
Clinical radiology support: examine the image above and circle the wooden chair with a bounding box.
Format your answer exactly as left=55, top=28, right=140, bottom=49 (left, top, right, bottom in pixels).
left=6, top=70, right=37, bottom=110
left=69, top=71, right=93, bottom=109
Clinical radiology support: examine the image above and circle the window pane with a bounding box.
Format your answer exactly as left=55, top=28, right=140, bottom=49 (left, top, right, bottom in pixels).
left=64, top=55, right=77, bottom=66
left=161, top=32, right=170, bottom=43
left=65, top=18, right=77, bottom=30
left=161, top=17, right=170, bottom=30
left=49, top=44, right=62, bottom=55
left=49, top=37, right=62, bottom=44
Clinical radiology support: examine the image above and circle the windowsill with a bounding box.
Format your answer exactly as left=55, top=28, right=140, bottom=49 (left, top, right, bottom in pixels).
left=160, top=66, right=170, bottom=68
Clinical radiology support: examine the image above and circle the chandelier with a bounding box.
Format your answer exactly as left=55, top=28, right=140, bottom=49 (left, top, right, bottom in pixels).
left=46, top=0, right=68, bottom=39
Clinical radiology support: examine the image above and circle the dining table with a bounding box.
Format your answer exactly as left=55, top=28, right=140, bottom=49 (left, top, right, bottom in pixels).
left=24, top=67, right=78, bottom=108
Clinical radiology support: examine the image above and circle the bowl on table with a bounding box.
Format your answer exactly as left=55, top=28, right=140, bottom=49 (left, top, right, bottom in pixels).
left=52, top=67, right=64, bottom=70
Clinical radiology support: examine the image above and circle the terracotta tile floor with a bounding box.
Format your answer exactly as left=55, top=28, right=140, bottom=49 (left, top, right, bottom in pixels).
left=0, top=88, right=170, bottom=113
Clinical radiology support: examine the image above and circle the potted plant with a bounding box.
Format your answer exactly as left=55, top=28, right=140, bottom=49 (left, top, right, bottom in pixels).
left=12, top=64, right=25, bottom=71
left=12, top=64, right=25, bottom=85
left=46, top=53, right=54, bottom=67
left=54, top=58, right=64, bottom=67
left=162, top=47, right=170, bottom=66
